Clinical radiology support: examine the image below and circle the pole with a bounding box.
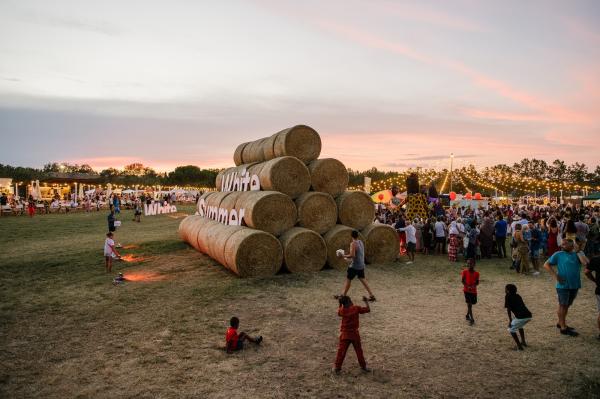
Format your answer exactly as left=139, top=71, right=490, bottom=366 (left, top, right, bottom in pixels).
left=449, top=153, right=454, bottom=193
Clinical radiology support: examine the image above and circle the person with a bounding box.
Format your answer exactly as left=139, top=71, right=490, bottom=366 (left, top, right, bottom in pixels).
left=104, top=232, right=120, bottom=273
left=528, top=221, right=542, bottom=276
left=434, top=216, right=446, bottom=255
left=564, top=219, right=577, bottom=243
left=333, top=295, right=371, bottom=373
left=465, top=220, right=479, bottom=261
left=543, top=239, right=589, bottom=336
left=133, top=199, right=142, bottom=223
left=448, top=220, right=460, bottom=262
left=0, top=192, right=7, bottom=207
left=338, top=230, right=376, bottom=301
left=494, top=214, right=508, bottom=258
left=112, top=194, right=121, bottom=214
left=397, top=220, right=416, bottom=264
left=394, top=214, right=407, bottom=256
left=504, top=284, right=532, bottom=351
left=547, top=218, right=560, bottom=256
left=108, top=209, right=116, bottom=232
left=514, top=224, right=530, bottom=275
left=589, top=217, right=599, bottom=255
left=479, top=215, right=495, bottom=259
left=27, top=195, right=35, bottom=217
left=422, top=218, right=433, bottom=255
left=461, top=259, right=479, bottom=325
left=225, top=316, right=263, bottom=353
left=583, top=247, right=600, bottom=340
left=575, top=215, right=589, bottom=252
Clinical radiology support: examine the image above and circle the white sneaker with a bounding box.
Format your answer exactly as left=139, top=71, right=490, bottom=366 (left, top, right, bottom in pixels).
left=405, top=261, right=413, bottom=265
left=532, top=271, right=540, bottom=276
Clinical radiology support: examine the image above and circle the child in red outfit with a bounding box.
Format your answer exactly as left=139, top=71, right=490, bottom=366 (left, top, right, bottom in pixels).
left=461, top=259, right=480, bottom=325
left=225, top=317, right=263, bottom=353
left=333, top=295, right=371, bottom=373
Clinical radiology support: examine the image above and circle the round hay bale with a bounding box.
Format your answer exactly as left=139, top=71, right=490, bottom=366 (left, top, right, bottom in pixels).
left=259, top=156, right=310, bottom=199
left=323, top=224, right=365, bottom=270
left=178, top=215, right=193, bottom=242
left=272, top=125, right=321, bottom=163
left=233, top=142, right=249, bottom=166
left=336, top=191, right=375, bottom=230
left=294, top=192, right=337, bottom=234
left=278, top=227, right=327, bottom=273
left=307, top=158, right=349, bottom=197
left=361, top=223, right=399, bottom=264
left=197, top=191, right=217, bottom=216
left=236, top=191, right=297, bottom=236
left=262, top=134, right=278, bottom=161
left=224, top=228, right=283, bottom=277
left=242, top=138, right=267, bottom=164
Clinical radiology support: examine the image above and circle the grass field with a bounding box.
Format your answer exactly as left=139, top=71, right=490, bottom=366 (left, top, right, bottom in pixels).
left=1, top=208, right=599, bottom=398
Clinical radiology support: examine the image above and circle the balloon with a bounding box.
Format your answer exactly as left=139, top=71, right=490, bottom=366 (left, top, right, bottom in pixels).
left=474, top=192, right=482, bottom=200
left=449, top=191, right=456, bottom=201
left=465, top=192, right=472, bottom=200
left=378, top=193, right=384, bottom=201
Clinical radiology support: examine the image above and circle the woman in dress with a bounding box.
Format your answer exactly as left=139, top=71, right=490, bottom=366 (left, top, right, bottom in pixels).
left=448, top=220, right=460, bottom=262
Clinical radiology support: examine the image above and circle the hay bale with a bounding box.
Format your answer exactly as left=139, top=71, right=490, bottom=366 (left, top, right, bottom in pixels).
left=336, top=191, right=375, bottom=230
left=232, top=125, right=321, bottom=165
left=272, top=125, right=321, bottom=163
left=233, top=142, right=249, bottom=166
left=196, top=191, right=217, bottom=216
left=361, top=223, right=399, bottom=264
left=323, top=224, right=365, bottom=270
left=242, top=138, right=267, bottom=164
left=259, top=156, right=310, bottom=199
left=236, top=191, right=297, bottom=236
left=294, top=192, right=337, bottom=234
left=179, top=215, right=282, bottom=277
left=217, top=158, right=309, bottom=198
left=307, top=158, right=349, bottom=197
left=224, top=228, right=283, bottom=277
left=278, top=227, right=327, bottom=272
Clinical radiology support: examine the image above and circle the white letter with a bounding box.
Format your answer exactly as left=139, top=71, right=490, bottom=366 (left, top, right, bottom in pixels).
left=238, top=208, right=245, bottom=226
left=228, top=209, right=238, bottom=225
left=250, top=175, right=260, bottom=191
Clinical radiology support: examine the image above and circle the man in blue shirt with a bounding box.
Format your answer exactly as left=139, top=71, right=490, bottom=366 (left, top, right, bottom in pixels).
left=544, top=239, right=589, bottom=336
left=494, top=215, right=508, bottom=258
left=528, top=221, right=542, bottom=275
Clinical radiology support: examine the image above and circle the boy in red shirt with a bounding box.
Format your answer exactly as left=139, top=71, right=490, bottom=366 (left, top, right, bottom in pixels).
left=333, top=295, right=371, bottom=373
left=225, top=317, right=263, bottom=353
left=461, top=259, right=480, bottom=325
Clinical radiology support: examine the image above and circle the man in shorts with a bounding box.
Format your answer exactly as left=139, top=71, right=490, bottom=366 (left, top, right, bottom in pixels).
left=584, top=247, right=600, bottom=340
left=544, top=239, right=589, bottom=336
left=338, top=230, right=376, bottom=301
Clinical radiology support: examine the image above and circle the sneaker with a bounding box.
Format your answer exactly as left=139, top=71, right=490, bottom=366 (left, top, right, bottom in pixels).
left=469, top=319, right=475, bottom=326
left=556, top=324, right=575, bottom=331
left=465, top=314, right=470, bottom=321
left=560, top=329, right=579, bottom=337
left=532, top=271, right=540, bottom=276
left=516, top=346, right=524, bottom=351
left=256, top=336, right=263, bottom=345
left=405, top=261, right=413, bottom=265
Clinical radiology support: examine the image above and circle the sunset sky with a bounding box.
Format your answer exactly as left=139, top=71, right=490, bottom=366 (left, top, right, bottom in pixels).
left=1, top=0, right=599, bottom=172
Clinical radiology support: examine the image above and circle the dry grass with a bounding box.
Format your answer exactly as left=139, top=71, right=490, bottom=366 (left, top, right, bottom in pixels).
left=1, top=208, right=599, bottom=398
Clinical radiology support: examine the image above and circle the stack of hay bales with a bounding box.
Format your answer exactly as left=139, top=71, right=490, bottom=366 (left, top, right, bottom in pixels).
left=180, top=125, right=398, bottom=277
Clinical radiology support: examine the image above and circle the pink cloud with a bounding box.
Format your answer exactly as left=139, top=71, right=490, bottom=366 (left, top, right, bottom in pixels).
left=313, top=19, right=592, bottom=125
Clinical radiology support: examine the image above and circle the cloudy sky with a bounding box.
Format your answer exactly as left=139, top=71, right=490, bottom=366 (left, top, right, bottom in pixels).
left=0, top=0, right=598, bottom=172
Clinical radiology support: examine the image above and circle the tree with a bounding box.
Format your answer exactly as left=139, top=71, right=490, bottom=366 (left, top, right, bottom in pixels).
left=123, top=163, right=151, bottom=176
left=567, top=162, right=588, bottom=183
left=548, top=160, right=567, bottom=180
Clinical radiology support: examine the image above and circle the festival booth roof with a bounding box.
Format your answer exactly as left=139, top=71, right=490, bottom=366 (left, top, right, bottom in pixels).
left=582, top=192, right=600, bottom=201
left=41, top=172, right=103, bottom=184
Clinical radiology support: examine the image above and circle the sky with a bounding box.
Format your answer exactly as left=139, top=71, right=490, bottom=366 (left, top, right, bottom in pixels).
left=0, top=0, right=599, bottom=172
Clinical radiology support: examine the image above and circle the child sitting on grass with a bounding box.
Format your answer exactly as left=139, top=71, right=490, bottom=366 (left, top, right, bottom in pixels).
left=461, top=259, right=479, bottom=325
left=225, top=317, right=263, bottom=354
left=504, top=284, right=532, bottom=351
left=333, top=295, right=371, bottom=374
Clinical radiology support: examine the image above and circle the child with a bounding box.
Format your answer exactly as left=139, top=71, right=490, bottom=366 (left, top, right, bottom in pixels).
left=104, top=232, right=120, bottom=273
left=333, top=295, right=371, bottom=373
left=397, top=220, right=417, bottom=264
left=461, top=259, right=479, bottom=325
left=133, top=200, right=142, bottom=223
left=225, top=317, right=262, bottom=353
left=504, top=284, right=532, bottom=350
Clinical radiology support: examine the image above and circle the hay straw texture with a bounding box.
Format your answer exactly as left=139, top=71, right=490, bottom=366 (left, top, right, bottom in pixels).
left=179, top=215, right=282, bottom=277
left=217, top=157, right=310, bottom=199
left=278, top=227, right=327, bottom=272
left=196, top=191, right=216, bottom=215
left=294, top=192, right=337, bottom=234
left=202, top=191, right=296, bottom=236
left=233, top=125, right=321, bottom=165
left=323, top=224, right=365, bottom=270
left=307, top=158, right=349, bottom=197
left=335, top=191, right=376, bottom=230
left=360, top=223, right=400, bottom=264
